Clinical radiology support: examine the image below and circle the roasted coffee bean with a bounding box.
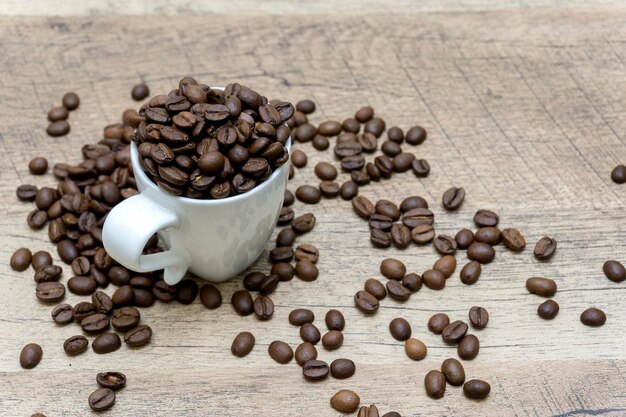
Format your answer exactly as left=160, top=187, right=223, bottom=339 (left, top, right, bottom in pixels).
left=442, top=320, right=468, bottom=343
left=411, top=159, right=430, bottom=177
left=289, top=308, right=315, bottom=326
left=268, top=340, right=293, bottom=364
left=354, top=290, right=379, bottom=313
left=467, top=242, right=495, bottom=264
left=537, top=299, right=560, bottom=320
left=295, top=342, right=318, bottom=366
left=352, top=196, right=376, bottom=219
left=433, top=255, right=456, bottom=278
left=270, top=246, right=293, bottom=264
left=340, top=180, right=359, bottom=200
left=133, top=288, right=155, bottom=308
left=291, top=213, right=316, bottom=235
left=364, top=117, right=385, bottom=138
left=48, top=106, right=69, bottom=122
left=73, top=301, right=96, bottom=322
left=474, top=209, right=499, bottom=227
left=271, top=262, right=294, bottom=282
left=463, top=380, right=491, bottom=399
left=370, top=229, right=391, bottom=248
left=152, top=280, right=176, bottom=302
left=433, top=235, right=457, bottom=255
left=176, top=279, right=199, bottom=304
left=68, top=276, right=97, bottom=295
left=295, top=123, right=317, bottom=142
left=129, top=276, right=153, bottom=289
left=321, top=330, right=343, bottom=350
left=455, top=229, right=474, bottom=250
left=296, top=99, right=316, bottom=114
left=62, top=92, right=80, bottom=110
left=364, top=278, right=386, bottom=300
left=460, top=261, right=481, bottom=285
left=131, top=83, right=150, bottom=101
left=534, top=236, right=557, bottom=260
left=291, top=149, right=307, bottom=168
left=369, top=214, right=393, bottom=230
left=303, top=359, right=330, bottom=380
left=501, top=228, right=526, bottom=251
left=468, top=307, right=489, bottom=329
left=124, top=325, right=152, bottom=347
left=358, top=405, right=380, bottom=417
left=331, top=390, right=361, bottom=413
left=198, top=151, right=225, bottom=175
left=111, top=306, right=140, bottom=332
left=112, top=285, right=134, bottom=306
left=325, top=309, right=345, bottom=331
left=441, top=358, right=465, bottom=385
left=374, top=155, right=394, bottom=177
left=375, top=200, right=400, bottom=220
left=458, top=334, right=480, bottom=360
left=71, top=256, right=90, bottom=276
left=386, top=280, right=411, bottom=301
left=355, top=106, right=374, bottom=123
left=390, top=224, right=412, bottom=249
left=232, top=290, right=254, bottom=316
left=107, top=267, right=130, bottom=286
left=343, top=118, right=360, bottom=133
left=402, top=208, right=434, bottom=228
left=341, top=155, right=365, bottom=171
left=231, top=331, right=255, bottom=357
left=276, top=229, right=296, bottom=248
left=405, top=338, right=427, bottom=361
left=389, top=318, right=412, bottom=341
left=29, top=157, right=48, bottom=175
left=20, top=343, right=43, bottom=369
left=411, top=224, right=435, bottom=244
left=401, top=273, right=422, bottom=292
left=422, top=269, right=446, bottom=290
left=81, top=313, right=110, bottom=334
left=405, top=126, right=427, bottom=145
left=258, top=274, right=279, bottom=295
left=35, top=187, right=57, bottom=210
left=603, top=260, right=626, bottom=282
left=35, top=281, right=65, bottom=302
left=57, top=239, right=78, bottom=263
left=319, top=180, right=340, bottom=197
left=424, top=370, right=446, bottom=399
left=199, top=283, right=222, bottom=309
left=318, top=120, right=342, bottom=136
left=580, top=307, right=606, bottom=327
left=441, top=187, right=465, bottom=210
left=92, top=291, right=113, bottom=315
left=611, top=164, right=626, bottom=183
left=295, top=260, right=319, bottom=281
left=357, top=132, right=377, bottom=153
left=475, top=227, right=501, bottom=245
left=253, top=295, right=274, bottom=320
left=16, top=184, right=38, bottom=201
left=96, top=372, right=126, bottom=390
left=330, top=358, right=356, bottom=379
left=366, top=162, right=381, bottom=181
left=52, top=303, right=74, bottom=324
left=89, top=388, right=115, bottom=411
left=381, top=140, right=402, bottom=157
left=380, top=258, right=406, bottom=280
left=526, top=277, right=557, bottom=297
left=300, top=323, right=321, bottom=344
left=428, top=313, right=450, bottom=334
left=312, top=134, right=330, bottom=150
left=47, top=120, right=70, bottom=136
left=27, top=209, right=48, bottom=229
left=10, top=248, right=32, bottom=271
left=63, top=335, right=88, bottom=355
left=295, top=243, right=319, bottom=263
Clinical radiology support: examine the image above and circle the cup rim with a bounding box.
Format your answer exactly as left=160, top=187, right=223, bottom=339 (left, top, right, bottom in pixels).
left=131, top=136, right=291, bottom=205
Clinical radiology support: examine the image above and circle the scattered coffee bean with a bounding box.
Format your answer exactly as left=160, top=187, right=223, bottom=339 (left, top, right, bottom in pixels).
left=364, top=278, right=387, bottom=300
left=611, top=165, right=626, bottom=184
left=35, top=281, right=65, bottom=302
left=526, top=277, right=557, bottom=297
left=537, top=299, right=560, bottom=320
left=81, top=313, right=110, bottom=334
left=253, top=295, right=274, bottom=320
left=353, top=195, right=376, bottom=219
left=468, top=306, right=489, bottom=329
left=463, top=379, right=490, bottom=399
left=580, top=307, right=606, bottom=327
left=354, top=290, right=379, bottom=314
left=402, top=272, right=422, bottom=292
left=424, top=370, right=446, bottom=399
left=383, top=412, right=401, bottom=417
left=124, top=325, right=152, bottom=347
left=457, top=334, right=480, bottom=360
left=47, top=120, right=70, bottom=137
left=340, top=180, right=359, bottom=200
left=112, top=285, right=134, bottom=306
left=303, top=359, right=330, bottom=381
left=300, top=323, right=321, bottom=344
left=411, top=224, right=435, bottom=244
left=411, top=159, right=430, bottom=177
left=111, top=306, right=140, bottom=331
left=295, top=243, right=319, bottom=263
left=433, top=255, right=456, bottom=278
left=296, top=185, right=321, bottom=204
left=405, top=338, right=427, bottom=361
left=357, top=405, right=380, bottom=417
left=16, top=184, right=38, bottom=201
left=467, top=242, right=495, bottom=264
left=603, top=260, right=625, bottom=283
left=441, top=358, right=465, bottom=386
left=534, top=236, right=557, bottom=260
left=442, top=320, right=468, bottom=343
left=291, top=149, right=307, bottom=168
left=405, top=126, right=427, bottom=145
left=428, top=313, right=450, bottom=334
left=460, top=261, right=481, bottom=285
left=291, top=213, right=316, bottom=234
left=400, top=196, right=428, bottom=212
left=325, top=309, right=345, bottom=331
left=29, top=157, right=48, bottom=175
left=131, top=83, right=150, bottom=101
left=231, top=331, right=255, bottom=357
left=96, top=372, right=126, bottom=390
left=10, top=248, right=32, bottom=271
left=322, top=331, right=344, bottom=350
left=422, top=269, right=445, bottom=290
left=20, top=343, right=43, bottom=369
left=455, top=229, right=475, bottom=250
left=62, top=92, right=80, bottom=110
left=73, top=301, right=97, bottom=322
left=331, top=390, right=360, bottom=413
left=232, top=290, right=254, bottom=316
left=295, top=342, right=318, bottom=366
left=296, top=99, right=316, bottom=114
left=442, top=187, right=465, bottom=210
left=386, top=280, right=411, bottom=301
left=474, top=209, right=499, bottom=227
left=389, top=318, right=412, bottom=341
left=63, top=335, right=88, bottom=355
left=475, top=227, right=501, bottom=245
left=48, top=106, right=69, bottom=122
left=68, top=275, right=97, bottom=295
left=88, top=388, right=115, bottom=411
left=276, top=228, right=297, bottom=247
left=380, top=258, right=406, bottom=280
left=52, top=303, right=74, bottom=324
left=268, top=340, right=293, bottom=364
left=176, top=279, right=199, bottom=304
left=199, top=283, right=222, bottom=309
left=501, top=228, right=526, bottom=251
left=289, top=308, right=315, bottom=326
left=330, top=358, right=356, bottom=379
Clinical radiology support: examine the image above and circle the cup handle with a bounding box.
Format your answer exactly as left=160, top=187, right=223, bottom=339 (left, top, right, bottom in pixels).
left=102, top=191, right=190, bottom=286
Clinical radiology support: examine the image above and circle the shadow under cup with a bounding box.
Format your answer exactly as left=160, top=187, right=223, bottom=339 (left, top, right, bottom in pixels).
left=102, top=139, right=291, bottom=285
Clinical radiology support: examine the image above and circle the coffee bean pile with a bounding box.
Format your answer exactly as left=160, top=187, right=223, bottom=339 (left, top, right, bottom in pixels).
left=131, top=78, right=293, bottom=198
left=46, top=92, right=79, bottom=137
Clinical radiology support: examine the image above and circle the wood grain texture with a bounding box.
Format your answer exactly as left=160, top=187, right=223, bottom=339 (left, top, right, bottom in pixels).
left=0, top=6, right=625, bottom=417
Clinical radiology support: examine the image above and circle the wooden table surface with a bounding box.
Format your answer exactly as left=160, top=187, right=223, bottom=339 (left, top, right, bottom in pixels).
left=1, top=2, right=625, bottom=416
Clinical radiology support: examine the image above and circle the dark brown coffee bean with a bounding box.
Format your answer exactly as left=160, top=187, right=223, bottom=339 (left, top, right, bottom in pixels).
left=369, top=229, right=390, bottom=248
left=285, top=309, right=314, bottom=328
left=428, top=313, right=450, bottom=334
left=64, top=335, right=88, bottom=355
left=16, top=184, right=38, bottom=201
left=433, top=235, right=457, bottom=255
left=526, top=277, right=557, bottom=297
left=402, top=208, right=434, bottom=229
left=331, top=390, right=361, bottom=413
left=230, top=331, right=255, bottom=357
left=111, top=306, right=140, bottom=332
left=422, top=269, right=446, bottom=290
left=291, top=213, right=316, bottom=234
left=475, top=227, right=501, bottom=245
left=295, top=185, right=321, bottom=204
left=364, top=117, right=385, bottom=138
left=603, top=260, right=625, bottom=282
left=36, top=281, right=65, bottom=302
left=405, top=126, right=427, bottom=145
left=176, top=279, right=198, bottom=304
left=295, top=342, right=317, bottom=366
left=20, top=343, right=42, bottom=369
left=70, top=256, right=90, bottom=276
left=330, top=359, right=356, bottom=380
left=300, top=322, right=321, bottom=344
left=442, top=320, right=468, bottom=343
left=81, top=313, right=110, bottom=334
left=375, top=200, right=400, bottom=220
left=48, top=106, right=69, bottom=122
left=72, top=301, right=96, bottom=322
left=124, top=325, right=152, bottom=347
left=453, top=230, right=473, bottom=251
left=398, top=273, right=420, bottom=293
left=253, top=295, right=274, bottom=320
left=501, top=228, right=526, bottom=251
left=35, top=187, right=57, bottom=210
left=389, top=317, right=412, bottom=341
left=291, top=149, right=307, bottom=168
left=441, top=358, right=465, bottom=386
left=412, top=159, right=430, bottom=177
left=468, top=307, right=489, bottom=329
left=231, top=290, right=254, bottom=316
left=130, top=83, right=150, bottom=101
left=258, top=274, right=279, bottom=295
left=133, top=288, right=155, bottom=308
left=405, top=338, right=427, bottom=361
left=433, top=255, right=456, bottom=278
left=56, top=239, right=78, bottom=263
left=580, top=307, right=606, bottom=327
left=374, top=155, right=394, bottom=178
left=534, top=236, right=557, bottom=260
left=459, top=261, right=481, bottom=285
left=295, top=260, right=319, bottom=281
left=309, top=134, right=328, bottom=150
left=151, top=280, right=175, bottom=302
left=317, top=120, right=342, bottom=137
left=283, top=190, right=295, bottom=207
left=51, top=303, right=73, bottom=324
left=27, top=209, right=48, bottom=229
left=380, top=258, right=406, bottom=280
left=442, top=187, right=465, bottom=210
left=268, top=340, right=293, bottom=364
left=340, top=180, right=359, bottom=200
left=355, top=106, right=374, bottom=122
left=537, top=299, right=560, bottom=320
left=389, top=224, right=411, bottom=249
left=91, top=291, right=113, bottom=315
left=96, top=372, right=126, bottom=390
left=29, top=157, right=48, bottom=175
left=92, top=332, right=121, bottom=354
left=458, top=334, right=480, bottom=360
left=386, top=126, right=404, bottom=143
left=270, top=246, right=293, bottom=264
left=369, top=214, right=393, bottom=231
left=67, top=276, right=97, bottom=296
left=10, top=248, right=32, bottom=271
left=319, top=310, right=344, bottom=333
left=467, top=242, right=495, bottom=264
left=47, top=120, right=70, bottom=137
left=341, top=155, right=365, bottom=171
left=424, top=370, right=446, bottom=399
left=295, top=243, right=319, bottom=263
left=62, top=92, right=80, bottom=110
left=474, top=209, right=499, bottom=227
left=319, top=180, right=340, bottom=197
left=463, top=380, right=491, bottom=399
left=89, top=388, right=115, bottom=411
left=352, top=196, right=375, bottom=219
left=410, top=224, right=434, bottom=244
left=322, top=330, right=344, bottom=350
left=270, top=262, right=294, bottom=282
left=296, top=99, right=316, bottom=114
left=354, top=290, right=379, bottom=313
left=386, top=280, right=411, bottom=301
left=302, top=359, right=329, bottom=381
left=342, top=117, right=360, bottom=133
left=199, top=283, right=222, bottom=309
left=363, top=279, right=385, bottom=300
left=611, top=164, right=626, bottom=183
left=111, top=285, right=134, bottom=306
left=381, top=140, right=402, bottom=157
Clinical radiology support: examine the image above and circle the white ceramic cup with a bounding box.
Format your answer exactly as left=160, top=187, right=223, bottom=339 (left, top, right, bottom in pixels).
left=102, top=137, right=290, bottom=286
